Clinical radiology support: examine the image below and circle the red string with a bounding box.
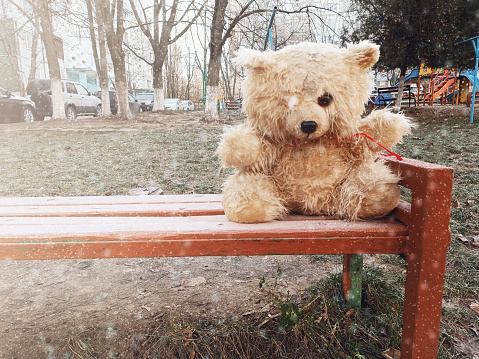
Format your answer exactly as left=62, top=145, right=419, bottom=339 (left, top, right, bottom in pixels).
left=289, top=133, right=403, bottom=161
left=328, top=132, right=403, bottom=161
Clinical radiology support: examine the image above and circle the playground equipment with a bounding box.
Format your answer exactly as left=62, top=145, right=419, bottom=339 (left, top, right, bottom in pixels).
left=402, top=65, right=479, bottom=110
left=456, top=35, right=479, bottom=124
left=263, top=7, right=278, bottom=51
left=422, top=69, right=457, bottom=105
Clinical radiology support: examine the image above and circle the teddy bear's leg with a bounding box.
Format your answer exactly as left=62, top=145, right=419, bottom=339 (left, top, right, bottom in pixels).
left=336, top=161, right=401, bottom=220
left=355, top=182, right=400, bottom=219
left=222, top=172, right=287, bottom=223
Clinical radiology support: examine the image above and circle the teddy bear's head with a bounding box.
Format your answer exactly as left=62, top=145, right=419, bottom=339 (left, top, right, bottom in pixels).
left=234, top=41, right=379, bottom=142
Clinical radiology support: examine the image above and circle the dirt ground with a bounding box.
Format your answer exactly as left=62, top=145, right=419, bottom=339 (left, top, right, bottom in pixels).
left=0, top=254, right=345, bottom=358
left=0, top=107, right=476, bottom=358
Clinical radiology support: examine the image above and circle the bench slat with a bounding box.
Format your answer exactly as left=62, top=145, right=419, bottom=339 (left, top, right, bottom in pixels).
left=0, top=194, right=222, bottom=207
left=0, top=215, right=408, bottom=260
left=0, top=237, right=408, bottom=260
left=0, top=215, right=407, bottom=239
left=0, top=202, right=224, bottom=217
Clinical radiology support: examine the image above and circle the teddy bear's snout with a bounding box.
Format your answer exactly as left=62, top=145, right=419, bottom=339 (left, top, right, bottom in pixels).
left=300, top=121, right=317, bottom=134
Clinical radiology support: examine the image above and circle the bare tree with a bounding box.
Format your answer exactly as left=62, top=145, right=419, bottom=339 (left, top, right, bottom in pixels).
left=0, top=18, right=25, bottom=95
left=204, top=1, right=350, bottom=120
left=205, top=0, right=268, bottom=121
left=27, top=17, right=40, bottom=84
left=127, top=0, right=204, bottom=111
left=6, top=0, right=67, bottom=119
left=86, top=0, right=111, bottom=116
left=183, top=49, right=197, bottom=100
left=100, top=0, right=131, bottom=119
left=35, top=0, right=66, bottom=119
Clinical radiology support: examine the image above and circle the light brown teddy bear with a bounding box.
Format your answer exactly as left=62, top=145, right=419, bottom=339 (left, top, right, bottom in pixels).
left=217, top=41, right=412, bottom=223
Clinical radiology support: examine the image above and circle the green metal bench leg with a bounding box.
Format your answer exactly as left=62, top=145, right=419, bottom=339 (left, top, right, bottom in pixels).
left=343, top=254, right=363, bottom=308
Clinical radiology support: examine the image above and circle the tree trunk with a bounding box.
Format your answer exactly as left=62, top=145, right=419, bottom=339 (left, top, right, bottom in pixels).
left=203, top=0, right=257, bottom=120
left=102, top=0, right=132, bottom=119
left=28, top=19, right=39, bottom=85
left=38, top=0, right=66, bottom=120
left=204, top=0, right=228, bottom=121
left=205, top=53, right=221, bottom=120
left=111, top=53, right=130, bottom=118
left=395, top=66, right=407, bottom=110
left=206, top=85, right=219, bottom=117
left=97, top=10, right=111, bottom=116
left=152, top=56, right=165, bottom=111
left=89, top=0, right=111, bottom=116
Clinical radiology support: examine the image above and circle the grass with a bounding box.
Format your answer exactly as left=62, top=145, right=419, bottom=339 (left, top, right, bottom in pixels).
left=49, top=268, right=406, bottom=359
left=0, top=124, right=225, bottom=196
left=1, top=108, right=478, bottom=358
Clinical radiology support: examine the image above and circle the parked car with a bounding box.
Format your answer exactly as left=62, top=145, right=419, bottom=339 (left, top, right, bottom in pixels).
left=181, top=100, right=195, bottom=110
left=26, top=79, right=102, bottom=120
left=93, top=90, right=142, bottom=115
left=0, top=87, right=37, bottom=123
left=164, top=98, right=183, bottom=110
left=136, top=93, right=154, bottom=111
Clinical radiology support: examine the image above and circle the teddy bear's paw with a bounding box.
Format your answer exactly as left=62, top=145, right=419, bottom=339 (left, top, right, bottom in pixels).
left=225, top=201, right=267, bottom=224
left=360, top=110, right=414, bottom=149
left=223, top=190, right=287, bottom=223
left=222, top=173, right=287, bottom=223
left=356, top=182, right=401, bottom=219
left=217, top=124, right=261, bottom=169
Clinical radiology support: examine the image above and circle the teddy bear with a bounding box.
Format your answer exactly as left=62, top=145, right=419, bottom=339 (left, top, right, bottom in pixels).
left=217, top=41, right=413, bottom=224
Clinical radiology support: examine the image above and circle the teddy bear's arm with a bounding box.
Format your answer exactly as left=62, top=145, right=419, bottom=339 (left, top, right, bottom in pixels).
left=359, top=109, right=414, bottom=150
left=217, top=123, right=264, bottom=170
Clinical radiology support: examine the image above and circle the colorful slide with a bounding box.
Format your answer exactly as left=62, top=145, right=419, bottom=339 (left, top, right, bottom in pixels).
left=404, top=68, right=420, bottom=83
left=424, top=77, right=456, bottom=101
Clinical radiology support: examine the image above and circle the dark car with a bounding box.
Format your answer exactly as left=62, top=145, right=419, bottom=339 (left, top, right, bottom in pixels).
left=0, top=87, right=37, bottom=123
left=136, top=93, right=154, bottom=111
left=93, top=90, right=142, bottom=115
left=26, top=79, right=102, bottom=120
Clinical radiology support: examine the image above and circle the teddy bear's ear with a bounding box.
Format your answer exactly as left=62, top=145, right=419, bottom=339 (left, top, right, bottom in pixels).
left=344, top=41, right=380, bottom=70
left=233, top=47, right=273, bottom=70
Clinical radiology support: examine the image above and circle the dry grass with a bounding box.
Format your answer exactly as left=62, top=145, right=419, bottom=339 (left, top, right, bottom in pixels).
left=0, top=114, right=226, bottom=197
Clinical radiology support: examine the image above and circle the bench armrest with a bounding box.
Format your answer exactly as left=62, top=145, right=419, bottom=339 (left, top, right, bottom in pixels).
left=385, top=157, right=453, bottom=233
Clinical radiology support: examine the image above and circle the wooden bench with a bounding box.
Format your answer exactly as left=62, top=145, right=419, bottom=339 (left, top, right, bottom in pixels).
left=224, top=100, right=242, bottom=117
left=377, top=85, right=417, bottom=107
left=0, top=157, right=453, bottom=359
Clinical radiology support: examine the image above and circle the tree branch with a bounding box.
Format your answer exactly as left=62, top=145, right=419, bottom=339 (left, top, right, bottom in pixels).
left=170, top=1, right=206, bottom=44
left=128, top=0, right=155, bottom=46
left=123, top=41, right=154, bottom=66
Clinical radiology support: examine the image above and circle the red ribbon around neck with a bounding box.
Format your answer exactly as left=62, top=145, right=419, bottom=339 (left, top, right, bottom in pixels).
left=328, top=132, right=403, bottom=161
left=290, top=132, right=403, bottom=161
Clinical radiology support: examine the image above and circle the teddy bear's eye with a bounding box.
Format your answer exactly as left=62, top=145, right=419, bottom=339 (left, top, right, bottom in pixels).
left=318, top=93, right=333, bottom=107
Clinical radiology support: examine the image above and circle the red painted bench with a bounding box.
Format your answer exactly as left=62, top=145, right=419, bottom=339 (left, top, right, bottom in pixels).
left=224, top=100, right=242, bottom=118
left=0, top=157, right=453, bottom=359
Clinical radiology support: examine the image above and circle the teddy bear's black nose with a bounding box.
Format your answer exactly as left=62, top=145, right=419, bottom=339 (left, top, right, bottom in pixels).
left=301, top=121, right=317, bottom=134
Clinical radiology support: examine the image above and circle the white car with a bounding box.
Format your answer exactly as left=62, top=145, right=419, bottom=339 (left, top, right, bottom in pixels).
left=26, top=79, right=102, bottom=120
left=181, top=100, right=195, bottom=110
left=136, top=93, right=154, bottom=111
left=164, top=98, right=183, bottom=110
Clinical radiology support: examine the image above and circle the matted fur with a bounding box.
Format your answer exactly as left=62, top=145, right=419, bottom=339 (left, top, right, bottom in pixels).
left=217, top=41, right=413, bottom=223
